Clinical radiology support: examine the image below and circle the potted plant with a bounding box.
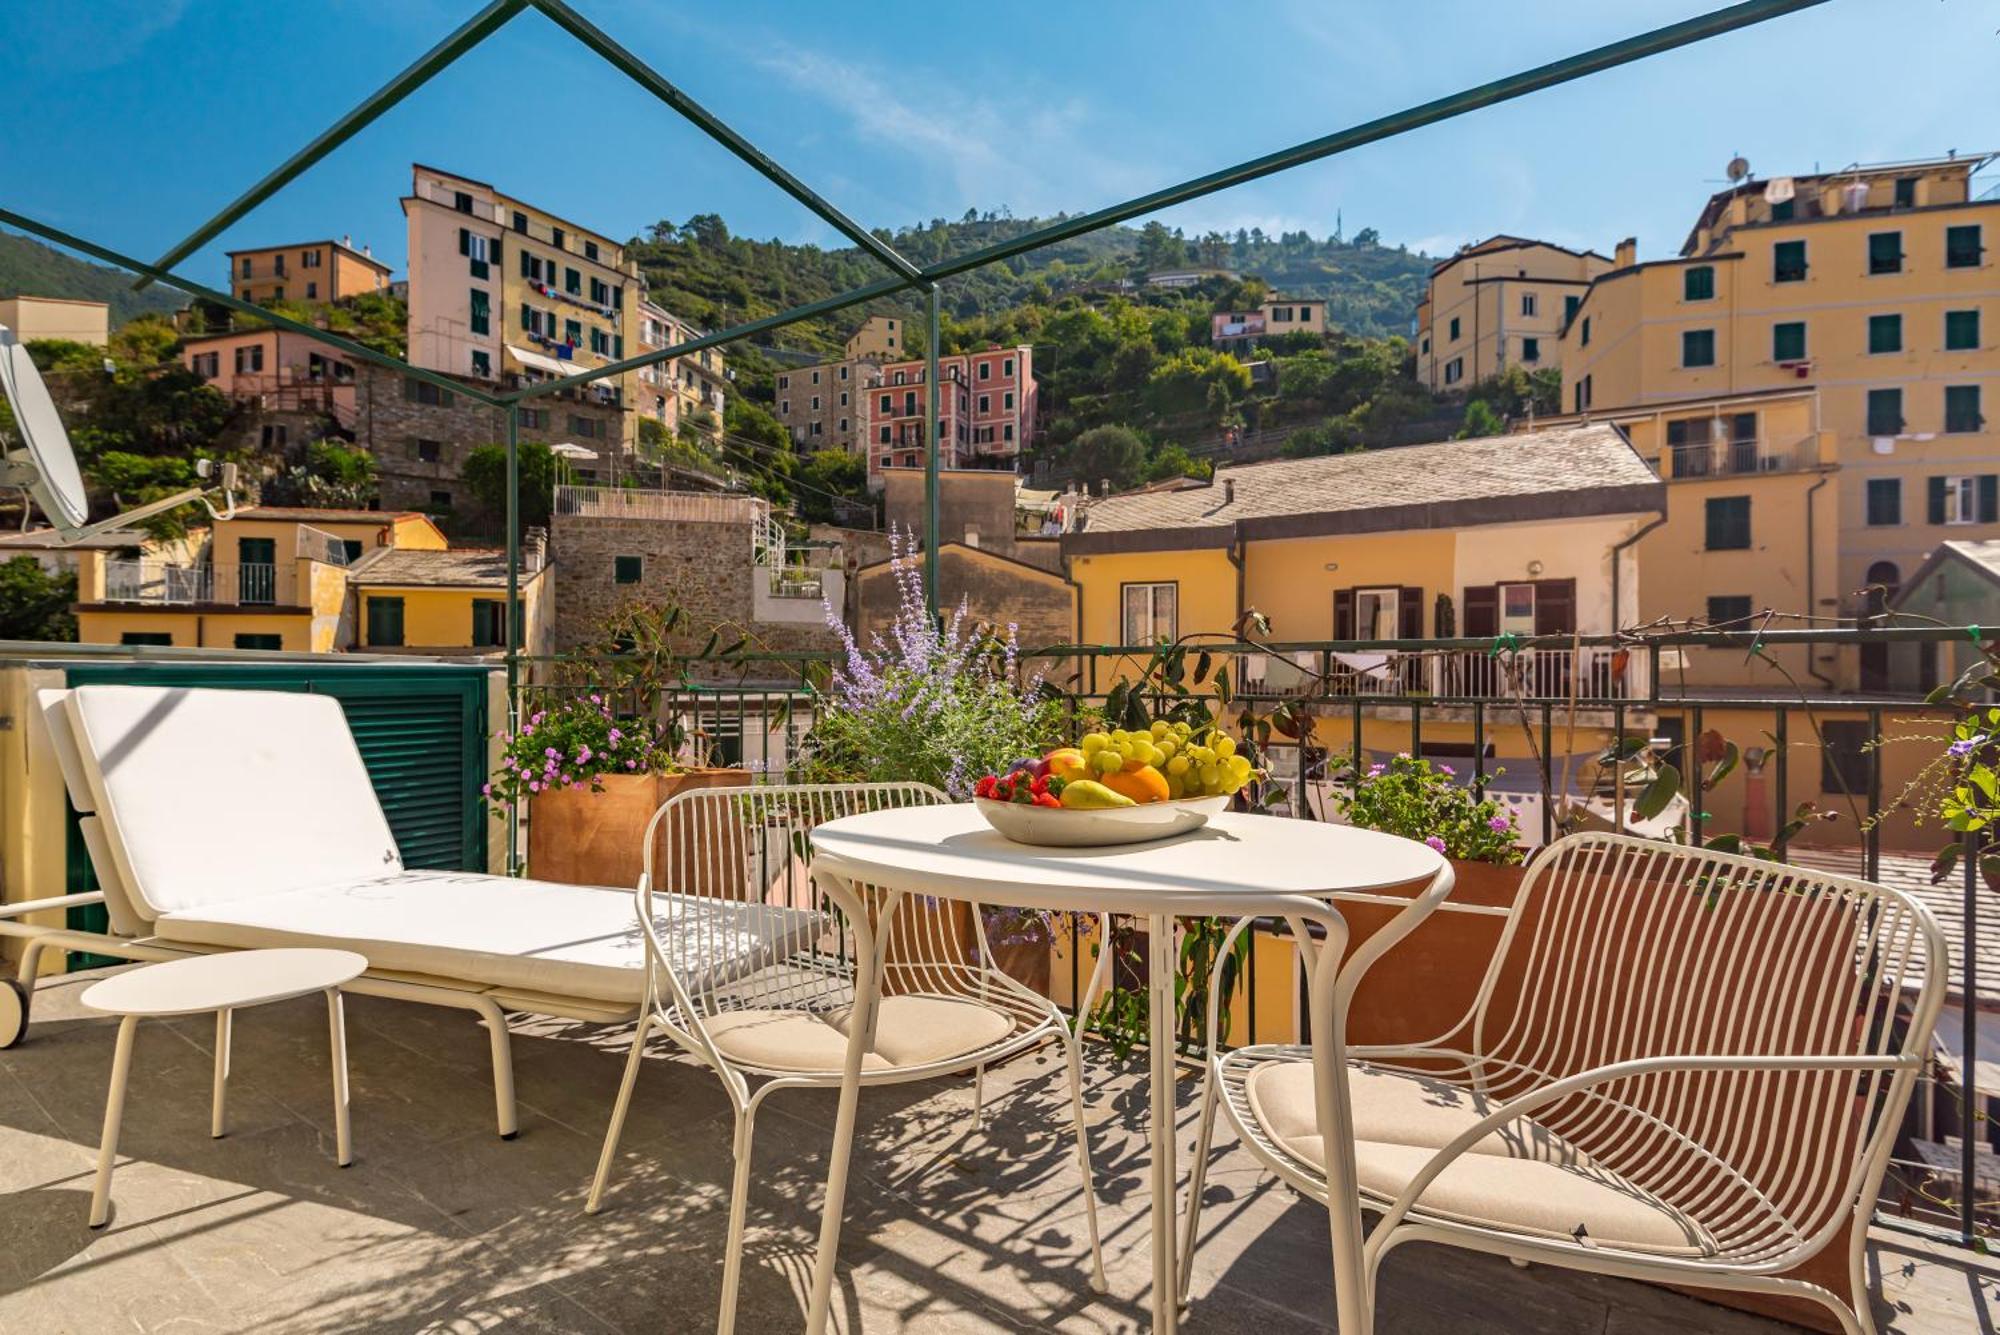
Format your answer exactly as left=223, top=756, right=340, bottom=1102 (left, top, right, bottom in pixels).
left=493, top=692, right=748, bottom=889
left=1323, top=753, right=1526, bottom=1049
left=801, top=538, right=1068, bottom=990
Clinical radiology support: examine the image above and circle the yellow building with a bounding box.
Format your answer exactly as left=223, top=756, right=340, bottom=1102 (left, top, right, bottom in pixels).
left=403, top=164, right=640, bottom=447
left=0, top=296, right=108, bottom=346
left=1414, top=236, right=1611, bottom=391
left=1210, top=294, right=1330, bottom=350
left=1560, top=154, right=1999, bottom=636
left=73, top=507, right=446, bottom=653
left=347, top=546, right=551, bottom=657
left=225, top=239, right=393, bottom=307
left=844, top=314, right=905, bottom=361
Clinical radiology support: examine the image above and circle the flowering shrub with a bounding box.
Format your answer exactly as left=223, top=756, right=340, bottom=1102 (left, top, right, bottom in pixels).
left=487, top=693, right=680, bottom=811
left=800, top=531, right=1063, bottom=800
left=1328, top=753, right=1524, bottom=865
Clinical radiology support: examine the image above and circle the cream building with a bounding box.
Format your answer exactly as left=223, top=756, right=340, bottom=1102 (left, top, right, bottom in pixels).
left=844, top=314, right=906, bottom=361
left=0, top=296, right=108, bottom=346
left=1414, top=237, right=1611, bottom=391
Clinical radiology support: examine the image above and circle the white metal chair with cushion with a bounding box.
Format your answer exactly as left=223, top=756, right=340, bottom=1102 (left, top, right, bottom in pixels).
left=1181, top=831, right=1945, bottom=1335
left=585, top=782, right=1110, bottom=1335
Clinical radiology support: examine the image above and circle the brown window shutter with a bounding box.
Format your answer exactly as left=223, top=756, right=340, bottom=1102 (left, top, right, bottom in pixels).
left=1463, top=585, right=1499, bottom=638
left=1534, top=578, right=1577, bottom=635
left=1399, top=587, right=1425, bottom=639
left=1333, top=588, right=1355, bottom=640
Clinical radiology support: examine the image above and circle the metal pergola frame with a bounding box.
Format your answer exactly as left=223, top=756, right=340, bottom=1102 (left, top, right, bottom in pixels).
left=1, top=0, right=1828, bottom=870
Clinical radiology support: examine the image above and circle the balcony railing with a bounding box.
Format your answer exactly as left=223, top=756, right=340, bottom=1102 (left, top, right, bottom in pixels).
left=101, top=561, right=282, bottom=606
left=1657, top=437, right=1796, bottom=479
left=1240, top=643, right=1647, bottom=702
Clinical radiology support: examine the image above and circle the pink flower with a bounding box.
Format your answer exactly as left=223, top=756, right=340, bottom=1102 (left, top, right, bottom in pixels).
left=1366, top=763, right=1385, bottom=777
left=589, top=693, right=601, bottom=705
left=528, top=780, right=541, bottom=792
left=561, top=773, right=572, bottom=785
left=1488, top=815, right=1512, bottom=832
left=1424, top=835, right=1448, bottom=853
left=1438, top=764, right=1455, bottom=777
left=481, top=783, right=492, bottom=796
left=544, top=747, right=558, bottom=758
left=608, top=728, right=622, bottom=743
left=626, top=758, right=638, bottom=769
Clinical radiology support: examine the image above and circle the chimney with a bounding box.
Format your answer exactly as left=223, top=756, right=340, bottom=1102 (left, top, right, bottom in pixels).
left=1099, top=477, right=1111, bottom=497
left=1614, top=236, right=1637, bottom=269
left=523, top=526, right=548, bottom=575
left=342, top=234, right=352, bottom=249
left=1224, top=478, right=1236, bottom=505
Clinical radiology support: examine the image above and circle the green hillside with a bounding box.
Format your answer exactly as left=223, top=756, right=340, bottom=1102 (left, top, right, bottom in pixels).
left=624, top=211, right=1432, bottom=378
left=0, top=229, right=185, bottom=326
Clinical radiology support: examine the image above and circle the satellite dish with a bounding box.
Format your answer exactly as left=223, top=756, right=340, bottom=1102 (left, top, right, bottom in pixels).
left=0, top=324, right=90, bottom=532
left=0, top=322, right=238, bottom=542
left=1726, top=156, right=1751, bottom=183
left=1763, top=176, right=1795, bottom=205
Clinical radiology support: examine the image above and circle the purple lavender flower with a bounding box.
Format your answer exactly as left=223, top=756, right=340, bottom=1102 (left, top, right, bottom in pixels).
left=1424, top=835, right=1448, bottom=853
left=1488, top=815, right=1512, bottom=832
left=1949, top=736, right=1983, bottom=758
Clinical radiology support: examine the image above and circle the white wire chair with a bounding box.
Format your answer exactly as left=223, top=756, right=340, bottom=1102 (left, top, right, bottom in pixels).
left=1180, top=831, right=1946, bottom=1335
left=584, top=782, right=1109, bottom=1334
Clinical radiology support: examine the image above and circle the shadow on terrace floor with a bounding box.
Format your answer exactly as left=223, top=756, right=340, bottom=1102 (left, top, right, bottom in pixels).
left=0, top=969, right=1994, bottom=1333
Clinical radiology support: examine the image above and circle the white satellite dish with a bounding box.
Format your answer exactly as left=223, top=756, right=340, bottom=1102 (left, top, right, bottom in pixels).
left=0, top=322, right=237, bottom=542
left=0, top=324, right=89, bottom=531
left=1763, top=176, right=1795, bottom=205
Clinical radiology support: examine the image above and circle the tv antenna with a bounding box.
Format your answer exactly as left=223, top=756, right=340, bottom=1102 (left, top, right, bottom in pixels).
left=0, top=324, right=238, bottom=542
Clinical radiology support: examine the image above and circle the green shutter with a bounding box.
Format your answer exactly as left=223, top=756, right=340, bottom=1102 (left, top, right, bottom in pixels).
left=1772, top=321, right=1806, bottom=361
left=1867, top=314, right=1901, bottom=354
left=1981, top=475, right=1999, bottom=524
left=1929, top=477, right=1948, bottom=524
left=1683, top=266, right=1714, bottom=300
left=1945, top=310, right=1979, bottom=352
left=1948, top=385, right=1982, bottom=434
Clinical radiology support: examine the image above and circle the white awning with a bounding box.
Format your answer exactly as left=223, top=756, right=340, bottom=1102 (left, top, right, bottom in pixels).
left=549, top=441, right=599, bottom=461
left=506, top=344, right=578, bottom=378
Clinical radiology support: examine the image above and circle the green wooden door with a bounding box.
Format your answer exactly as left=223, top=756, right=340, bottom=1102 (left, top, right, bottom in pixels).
left=59, top=664, right=490, bottom=967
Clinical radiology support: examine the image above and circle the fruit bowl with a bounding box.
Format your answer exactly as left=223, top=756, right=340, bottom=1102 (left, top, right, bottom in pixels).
left=974, top=794, right=1229, bottom=847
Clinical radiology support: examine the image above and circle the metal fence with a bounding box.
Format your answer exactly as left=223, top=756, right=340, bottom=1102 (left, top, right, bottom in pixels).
left=515, top=625, right=1987, bottom=1245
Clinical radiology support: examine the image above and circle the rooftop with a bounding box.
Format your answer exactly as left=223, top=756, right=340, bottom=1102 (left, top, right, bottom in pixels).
left=2, top=974, right=1984, bottom=1334
left=222, top=238, right=393, bottom=275
left=345, top=547, right=524, bottom=589
left=231, top=507, right=421, bottom=524
left=1067, top=423, right=1662, bottom=552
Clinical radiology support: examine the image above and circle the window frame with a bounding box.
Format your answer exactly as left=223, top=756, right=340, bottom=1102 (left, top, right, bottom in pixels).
left=1681, top=328, right=1717, bottom=368
left=1866, top=231, right=1903, bottom=276
left=1945, top=385, right=1983, bottom=435
left=1772, top=320, right=1807, bottom=362
left=1120, top=582, right=1179, bottom=645
left=1866, top=313, right=1902, bottom=355
left=1864, top=477, right=1902, bottom=527
left=1703, top=495, right=1752, bottom=551
left=1683, top=266, right=1715, bottom=301
left=1773, top=239, right=1808, bottom=283
left=1866, top=387, right=1904, bottom=436
left=365, top=596, right=405, bottom=648
left=613, top=555, right=643, bottom=585
left=1944, top=309, right=1980, bottom=352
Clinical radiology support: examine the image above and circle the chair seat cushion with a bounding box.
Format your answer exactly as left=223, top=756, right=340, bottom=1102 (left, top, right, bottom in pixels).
left=703, top=995, right=1016, bottom=1074
left=156, top=871, right=820, bottom=1006
left=1251, top=1060, right=1588, bottom=1163
left=1244, top=1061, right=1703, bottom=1255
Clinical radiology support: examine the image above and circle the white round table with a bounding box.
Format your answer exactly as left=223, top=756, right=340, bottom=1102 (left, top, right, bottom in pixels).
left=804, top=805, right=1452, bottom=1333
left=80, top=948, right=367, bottom=1228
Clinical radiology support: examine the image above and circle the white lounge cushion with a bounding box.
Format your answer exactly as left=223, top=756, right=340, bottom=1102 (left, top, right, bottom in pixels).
left=704, top=995, right=1015, bottom=1074
left=155, top=871, right=822, bottom=1006
left=1245, top=1061, right=1703, bottom=1255
left=65, top=685, right=403, bottom=919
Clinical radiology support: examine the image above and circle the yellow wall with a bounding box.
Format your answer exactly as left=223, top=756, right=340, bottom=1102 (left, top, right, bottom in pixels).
left=1242, top=531, right=1456, bottom=641
left=0, top=296, right=108, bottom=346
left=1069, top=547, right=1236, bottom=683
left=356, top=572, right=544, bottom=651
left=1562, top=172, right=1999, bottom=612
left=0, top=667, right=71, bottom=974
left=75, top=609, right=313, bottom=650
left=845, top=315, right=904, bottom=360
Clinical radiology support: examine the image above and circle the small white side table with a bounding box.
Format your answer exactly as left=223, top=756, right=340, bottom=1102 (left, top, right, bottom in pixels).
left=80, top=947, right=367, bottom=1228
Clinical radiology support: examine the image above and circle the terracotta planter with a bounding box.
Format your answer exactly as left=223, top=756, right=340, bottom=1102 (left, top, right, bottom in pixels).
left=1341, top=857, right=1524, bottom=1050
left=527, top=768, right=749, bottom=888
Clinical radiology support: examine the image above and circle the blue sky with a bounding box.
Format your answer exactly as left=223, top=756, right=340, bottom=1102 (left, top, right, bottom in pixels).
left=2, top=1, right=1995, bottom=296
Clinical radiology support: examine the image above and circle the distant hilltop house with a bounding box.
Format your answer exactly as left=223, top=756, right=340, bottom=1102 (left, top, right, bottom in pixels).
left=844, top=314, right=904, bottom=361
left=225, top=238, right=392, bottom=307
left=1143, top=267, right=1239, bottom=289
left=1210, top=294, right=1327, bottom=351
left=1413, top=235, right=1612, bottom=391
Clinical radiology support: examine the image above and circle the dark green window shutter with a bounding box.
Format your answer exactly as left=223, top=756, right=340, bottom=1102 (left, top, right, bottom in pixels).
left=1683, top=266, right=1714, bottom=300
left=1564, top=295, right=1580, bottom=323
left=1773, top=240, right=1806, bottom=282
left=1929, top=477, right=1948, bottom=524
left=614, top=555, right=642, bottom=584
left=1945, top=309, right=1979, bottom=352
left=472, top=599, right=505, bottom=647
left=1948, top=386, right=1983, bottom=434
left=327, top=683, right=485, bottom=871
left=1681, top=329, right=1715, bottom=367
left=1865, top=478, right=1900, bottom=527
left=1981, top=475, right=1999, bottom=524
left=233, top=633, right=282, bottom=650
left=1945, top=225, right=1982, bottom=269
left=366, top=596, right=405, bottom=646
left=1867, top=232, right=1901, bottom=274
left=1867, top=388, right=1903, bottom=436
left=1867, top=314, right=1901, bottom=354
left=458, top=227, right=470, bottom=256
left=1772, top=321, right=1806, bottom=362
left=1703, top=496, right=1751, bottom=551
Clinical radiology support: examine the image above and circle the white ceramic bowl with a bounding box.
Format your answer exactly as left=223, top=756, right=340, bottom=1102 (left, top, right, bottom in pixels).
left=973, top=794, right=1230, bottom=847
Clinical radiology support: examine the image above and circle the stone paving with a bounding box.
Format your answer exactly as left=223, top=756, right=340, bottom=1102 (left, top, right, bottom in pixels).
left=1, top=969, right=1995, bottom=1333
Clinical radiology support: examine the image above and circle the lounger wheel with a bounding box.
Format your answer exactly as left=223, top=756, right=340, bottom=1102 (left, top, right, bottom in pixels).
left=0, top=978, right=28, bottom=1049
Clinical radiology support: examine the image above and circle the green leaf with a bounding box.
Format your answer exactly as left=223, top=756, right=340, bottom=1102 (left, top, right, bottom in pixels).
left=699, top=630, right=720, bottom=658
left=1598, top=735, right=1651, bottom=764
left=1705, top=833, right=1744, bottom=854
left=1194, top=651, right=1213, bottom=684
left=1930, top=843, right=1962, bottom=884
left=1123, top=690, right=1150, bottom=732
left=1213, top=667, right=1231, bottom=708
left=1632, top=762, right=1681, bottom=822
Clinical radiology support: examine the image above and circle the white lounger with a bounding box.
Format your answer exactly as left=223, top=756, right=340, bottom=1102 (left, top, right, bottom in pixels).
left=0, top=684, right=815, bottom=1138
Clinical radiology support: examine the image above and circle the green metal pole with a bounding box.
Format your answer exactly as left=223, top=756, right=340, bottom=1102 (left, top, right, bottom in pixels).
left=505, top=402, right=521, bottom=876
left=137, top=0, right=528, bottom=289
left=924, top=284, right=941, bottom=620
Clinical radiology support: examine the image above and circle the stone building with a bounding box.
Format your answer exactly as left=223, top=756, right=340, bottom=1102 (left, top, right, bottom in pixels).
left=548, top=487, right=842, bottom=665
left=349, top=362, right=624, bottom=524
left=773, top=357, right=878, bottom=453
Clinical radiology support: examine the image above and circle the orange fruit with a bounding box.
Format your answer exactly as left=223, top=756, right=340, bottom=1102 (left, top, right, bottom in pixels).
left=1101, top=765, right=1169, bottom=804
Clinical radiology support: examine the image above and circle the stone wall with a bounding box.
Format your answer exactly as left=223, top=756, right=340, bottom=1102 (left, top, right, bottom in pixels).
left=854, top=542, right=1075, bottom=654
left=550, top=512, right=840, bottom=667
left=348, top=362, right=625, bottom=530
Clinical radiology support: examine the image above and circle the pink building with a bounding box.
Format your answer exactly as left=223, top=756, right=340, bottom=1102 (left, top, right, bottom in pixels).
left=181, top=328, right=358, bottom=428
left=863, top=345, right=1034, bottom=485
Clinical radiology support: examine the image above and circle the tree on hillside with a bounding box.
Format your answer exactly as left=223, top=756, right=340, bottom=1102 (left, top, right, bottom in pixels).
left=793, top=450, right=871, bottom=524
left=0, top=557, right=77, bottom=642
left=1067, top=425, right=1148, bottom=491
left=1456, top=399, right=1505, bottom=440
left=1146, top=442, right=1213, bottom=483
left=464, top=439, right=559, bottom=531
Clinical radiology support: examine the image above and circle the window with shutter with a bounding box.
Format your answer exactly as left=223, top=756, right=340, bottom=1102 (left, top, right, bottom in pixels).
left=1681, top=329, right=1716, bottom=367
left=1946, top=386, right=1982, bottom=434
left=1683, top=266, right=1714, bottom=301
left=1867, top=232, right=1902, bottom=275
left=1865, top=478, right=1901, bottom=526
left=1772, top=321, right=1806, bottom=362
left=365, top=597, right=405, bottom=647
left=1532, top=578, right=1577, bottom=635
left=1773, top=240, right=1807, bottom=283
left=1945, top=309, right=1979, bottom=351
left=1867, top=314, right=1901, bottom=354
left=1945, top=225, right=1982, bottom=270
left=1398, top=587, right=1425, bottom=639
left=1333, top=588, right=1356, bottom=640
left=1461, top=586, right=1499, bottom=638
left=1866, top=388, right=1903, bottom=436
left=1704, top=496, right=1751, bottom=550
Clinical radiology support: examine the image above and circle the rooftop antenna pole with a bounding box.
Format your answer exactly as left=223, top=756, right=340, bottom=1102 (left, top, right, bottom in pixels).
left=924, top=284, right=942, bottom=621
left=505, top=401, right=521, bottom=875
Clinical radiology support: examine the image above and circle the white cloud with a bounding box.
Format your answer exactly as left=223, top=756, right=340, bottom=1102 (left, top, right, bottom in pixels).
left=750, top=41, right=1157, bottom=223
